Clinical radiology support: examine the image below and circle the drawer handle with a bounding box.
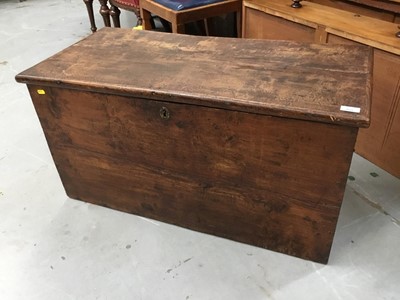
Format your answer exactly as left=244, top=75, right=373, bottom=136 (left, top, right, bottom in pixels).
left=396, top=26, right=400, bottom=38
left=160, top=106, right=170, bottom=120
left=291, top=0, right=302, bottom=8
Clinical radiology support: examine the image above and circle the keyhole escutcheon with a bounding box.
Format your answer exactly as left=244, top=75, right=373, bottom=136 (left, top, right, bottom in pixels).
left=160, top=106, right=170, bottom=120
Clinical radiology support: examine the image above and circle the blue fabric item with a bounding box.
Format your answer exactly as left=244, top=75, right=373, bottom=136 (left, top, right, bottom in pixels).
left=154, top=0, right=226, bottom=11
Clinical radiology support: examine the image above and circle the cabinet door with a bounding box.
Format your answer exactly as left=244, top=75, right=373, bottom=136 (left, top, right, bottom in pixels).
left=243, top=7, right=315, bottom=42
left=328, top=33, right=400, bottom=178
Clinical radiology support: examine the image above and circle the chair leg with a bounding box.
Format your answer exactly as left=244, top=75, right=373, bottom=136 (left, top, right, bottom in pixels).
left=171, top=21, right=185, bottom=34
left=83, top=0, right=97, bottom=33
left=236, top=10, right=242, bottom=38
left=99, top=0, right=111, bottom=27
left=110, top=4, right=121, bottom=27
left=141, top=8, right=154, bottom=30
left=133, top=7, right=143, bottom=26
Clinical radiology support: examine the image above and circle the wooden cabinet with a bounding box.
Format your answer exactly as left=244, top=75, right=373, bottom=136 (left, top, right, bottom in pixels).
left=243, top=0, right=400, bottom=178
left=16, top=28, right=371, bottom=263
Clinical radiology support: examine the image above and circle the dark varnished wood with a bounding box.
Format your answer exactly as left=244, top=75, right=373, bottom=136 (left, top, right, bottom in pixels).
left=109, top=0, right=143, bottom=27
left=16, top=29, right=372, bottom=263
left=83, top=0, right=142, bottom=32
left=99, top=0, right=111, bottom=27
left=109, top=4, right=121, bottom=27
left=83, top=0, right=97, bottom=32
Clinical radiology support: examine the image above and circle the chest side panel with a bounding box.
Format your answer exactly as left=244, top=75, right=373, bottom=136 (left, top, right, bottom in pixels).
left=29, top=86, right=357, bottom=263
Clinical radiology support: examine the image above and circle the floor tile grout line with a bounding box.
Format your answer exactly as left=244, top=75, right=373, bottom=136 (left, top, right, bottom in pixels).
left=349, top=186, right=400, bottom=228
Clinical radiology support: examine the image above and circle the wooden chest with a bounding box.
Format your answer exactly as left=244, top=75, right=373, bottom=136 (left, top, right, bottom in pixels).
left=16, top=28, right=371, bottom=263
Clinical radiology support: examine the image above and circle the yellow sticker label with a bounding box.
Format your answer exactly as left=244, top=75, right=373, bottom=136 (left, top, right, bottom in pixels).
left=37, top=89, right=46, bottom=95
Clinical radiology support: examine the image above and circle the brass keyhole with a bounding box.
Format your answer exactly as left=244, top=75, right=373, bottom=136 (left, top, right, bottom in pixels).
left=160, top=106, right=170, bottom=120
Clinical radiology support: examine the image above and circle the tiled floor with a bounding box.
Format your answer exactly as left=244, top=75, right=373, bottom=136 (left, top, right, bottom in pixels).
left=1, top=0, right=399, bottom=299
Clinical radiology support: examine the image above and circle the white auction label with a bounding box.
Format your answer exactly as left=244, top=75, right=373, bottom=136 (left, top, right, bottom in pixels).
left=340, top=105, right=361, bottom=113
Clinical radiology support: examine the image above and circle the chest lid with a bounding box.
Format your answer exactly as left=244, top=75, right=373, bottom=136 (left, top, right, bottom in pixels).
left=16, top=28, right=372, bottom=127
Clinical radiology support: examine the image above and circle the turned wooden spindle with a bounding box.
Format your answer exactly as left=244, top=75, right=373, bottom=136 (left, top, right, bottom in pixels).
left=99, top=0, right=111, bottom=27
left=291, top=0, right=303, bottom=8
left=83, top=0, right=97, bottom=32
left=109, top=4, right=121, bottom=27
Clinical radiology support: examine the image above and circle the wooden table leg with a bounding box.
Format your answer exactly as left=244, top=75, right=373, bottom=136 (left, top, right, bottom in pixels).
left=83, top=0, right=97, bottom=32
left=99, top=0, right=111, bottom=27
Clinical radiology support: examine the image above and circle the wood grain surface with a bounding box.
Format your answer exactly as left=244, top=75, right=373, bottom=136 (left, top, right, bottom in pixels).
left=16, top=28, right=371, bottom=127
left=242, top=0, right=399, bottom=178
left=27, top=85, right=358, bottom=263
left=244, top=0, right=400, bottom=55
